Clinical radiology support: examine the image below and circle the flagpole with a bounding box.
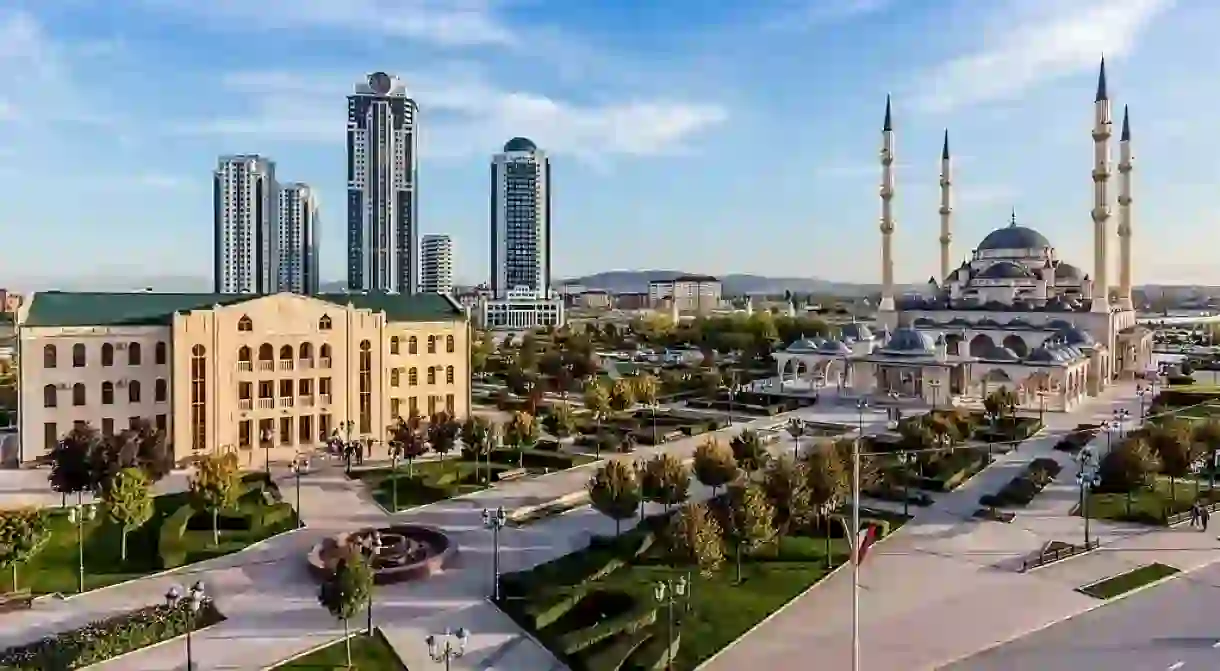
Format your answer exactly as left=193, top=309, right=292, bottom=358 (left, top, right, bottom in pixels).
left=853, top=399, right=865, bottom=671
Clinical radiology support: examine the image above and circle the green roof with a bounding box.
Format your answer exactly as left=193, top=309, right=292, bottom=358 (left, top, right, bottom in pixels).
left=23, top=291, right=465, bottom=328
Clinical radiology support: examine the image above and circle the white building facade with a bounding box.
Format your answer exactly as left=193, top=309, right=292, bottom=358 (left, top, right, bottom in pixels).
left=278, top=183, right=320, bottom=295
left=347, top=71, right=419, bottom=294
left=213, top=155, right=278, bottom=294
left=491, top=137, right=550, bottom=299
left=420, top=235, right=454, bottom=295
left=475, top=287, right=565, bottom=330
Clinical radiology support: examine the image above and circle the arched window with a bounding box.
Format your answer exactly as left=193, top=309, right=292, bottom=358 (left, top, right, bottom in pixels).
left=72, top=383, right=86, bottom=406
left=320, top=343, right=331, bottom=361
left=446, top=365, right=455, bottom=384
left=318, top=315, right=332, bottom=330
left=446, top=335, right=455, bottom=353
left=279, top=345, right=293, bottom=360
left=128, top=380, right=142, bottom=403
left=390, top=336, right=400, bottom=354
left=238, top=315, right=253, bottom=332
left=238, top=346, right=252, bottom=362
left=427, top=335, right=437, bottom=354
left=258, top=343, right=273, bottom=361
left=43, top=384, right=57, bottom=408
left=299, top=342, right=312, bottom=359
left=43, top=344, right=57, bottom=369
left=155, top=341, right=167, bottom=365
left=191, top=345, right=207, bottom=451
left=128, top=342, right=142, bottom=366
left=408, top=367, right=418, bottom=386
left=358, top=340, right=372, bottom=434
left=427, top=367, right=436, bottom=385
left=72, top=343, right=86, bottom=367
left=155, top=378, right=167, bottom=402
left=101, top=343, right=115, bottom=367
left=408, top=336, right=418, bottom=354
left=102, top=381, right=115, bottom=405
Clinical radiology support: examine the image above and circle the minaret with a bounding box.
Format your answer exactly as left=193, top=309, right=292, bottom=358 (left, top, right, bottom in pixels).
left=938, top=130, right=953, bottom=284
left=878, top=95, right=896, bottom=312
left=1090, top=58, right=1112, bottom=313
left=1117, top=105, right=1134, bottom=311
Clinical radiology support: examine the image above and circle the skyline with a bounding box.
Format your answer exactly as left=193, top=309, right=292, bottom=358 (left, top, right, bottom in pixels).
left=3, top=0, right=1217, bottom=290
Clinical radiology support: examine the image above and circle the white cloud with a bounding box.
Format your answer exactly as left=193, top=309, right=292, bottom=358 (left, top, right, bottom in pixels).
left=138, top=0, right=513, bottom=47
left=176, top=70, right=727, bottom=160
left=765, top=0, right=892, bottom=31
left=914, top=0, right=1174, bottom=112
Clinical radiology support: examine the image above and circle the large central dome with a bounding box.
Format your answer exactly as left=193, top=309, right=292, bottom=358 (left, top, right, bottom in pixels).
left=977, top=224, right=1051, bottom=251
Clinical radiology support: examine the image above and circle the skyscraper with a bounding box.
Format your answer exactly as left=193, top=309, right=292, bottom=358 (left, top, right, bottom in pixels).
left=420, top=235, right=454, bottom=295
left=490, top=137, right=551, bottom=298
left=346, top=71, right=418, bottom=294
left=278, top=183, right=320, bottom=294
left=213, top=155, right=278, bottom=294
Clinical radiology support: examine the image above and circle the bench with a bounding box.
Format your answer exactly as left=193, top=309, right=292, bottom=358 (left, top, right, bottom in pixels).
left=496, top=468, right=529, bottom=482
left=0, top=589, right=33, bottom=613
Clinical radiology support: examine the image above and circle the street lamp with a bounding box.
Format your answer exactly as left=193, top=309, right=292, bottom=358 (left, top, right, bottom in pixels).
left=1035, top=387, right=1049, bottom=426
left=483, top=507, right=507, bottom=601
left=1076, top=448, right=1101, bottom=547
left=653, top=574, right=690, bottom=671
left=895, top=451, right=914, bottom=517
left=1113, top=409, right=1131, bottom=439
left=1136, top=384, right=1148, bottom=420
left=290, top=455, right=309, bottom=520
left=165, top=581, right=206, bottom=671
left=786, top=418, right=805, bottom=462
left=851, top=398, right=867, bottom=671
left=425, top=628, right=469, bottom=671
left=67, top=502, right=96, bottom=593
left=260, top=428, right=274, bottom=476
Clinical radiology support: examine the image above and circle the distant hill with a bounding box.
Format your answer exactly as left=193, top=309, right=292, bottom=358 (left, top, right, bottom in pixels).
left=562, top=270, right=887, bottom=297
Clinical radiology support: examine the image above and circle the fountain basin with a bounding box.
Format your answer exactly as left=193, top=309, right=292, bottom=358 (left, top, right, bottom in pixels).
left=307, top=524, right=456, bottom=585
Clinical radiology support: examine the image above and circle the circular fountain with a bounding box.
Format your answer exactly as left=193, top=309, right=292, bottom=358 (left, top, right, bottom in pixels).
left=307, top=524, right=456, bottom=584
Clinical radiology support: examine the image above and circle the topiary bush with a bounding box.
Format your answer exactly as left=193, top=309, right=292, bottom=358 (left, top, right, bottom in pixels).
left=156, top=503, right=195, bottom=569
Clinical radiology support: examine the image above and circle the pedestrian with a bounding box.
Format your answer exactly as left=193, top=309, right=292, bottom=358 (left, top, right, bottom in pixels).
left=1203, top=505, right=1210, bottom=532
left=1190, top=502, right=1200, bottom=529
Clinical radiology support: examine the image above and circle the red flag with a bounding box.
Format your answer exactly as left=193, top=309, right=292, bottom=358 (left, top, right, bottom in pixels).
left=855, top=524, right=879, bottom=565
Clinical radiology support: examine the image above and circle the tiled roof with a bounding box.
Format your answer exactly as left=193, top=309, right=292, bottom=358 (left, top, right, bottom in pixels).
left=23, top=291, right=466, bottom=327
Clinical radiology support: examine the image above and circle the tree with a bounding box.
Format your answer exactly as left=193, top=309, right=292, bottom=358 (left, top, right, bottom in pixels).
left=427, top=412, right=461, bottom=468
left=387, top=413, right=428, bottom=477
left=1098, top=437, right=1159, bottom=493
left=89, top=419, right=173, bottom=492
left=803, top=444, right=848, bottom=566
left=318, top=553, right=375, bottom=668
left=1146, top=420, right=1196, bottom=502
left=609, top=378, right=636, bottom=413
left=49, top=423, right=101, bottom=504
left=587, top=460, right=642, bottom=535
left=102, top=467, right=153, bottom=561
left=633, top=375, right=660, bottom=441
left=640, top=454, right=691, bottom=514
left=983, top=389, right=1018, bottom=425
left=1193, top=419, right=1220, bottom=488
left=189, top=452, right=242, bottom=546
left=504, top=411, right=539, bottom=468
left=762, top=456, right=811, bottom=534
left=0, top=508, right=50, bottom=591
left=583, top=382, right=612, bottom=454
left=460, top=415, right=492, bottom=460
left=730, top=429, right=770, bottom=473
left=724, top=482, right=775, bottom=583
left=692, top=437, right=738, bottom=496
left=542, top=403, right=577, bottom=438
left=471, top=335, right=494, bottom=379
left=700, top=370, right=724, bottom=397
left=667, top=502, right=724, bottom=576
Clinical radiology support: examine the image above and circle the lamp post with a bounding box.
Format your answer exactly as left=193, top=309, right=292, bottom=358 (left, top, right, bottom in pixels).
left=786, top=418, right=805, bottom=462
left=67, top=501, right=96, bottom=594
left=165, top=581, right=206, bottom=671
left=1136, top=384, right=1148, bottom=420
left=483, top=507, right=507, bottom=601
left=1076, top=447, right=1100, bottom=547
left=425, top=628, right=469, bottom=671
left=389, top=442, right=401, bottom=512
left=260, top=428, right=274, bottom=477
left=1035, top=387, right=1048, bottom=426
left=895, top=450, right=914, bottom=517
left=290, top=455, right=309, bottom=520
left=1113, top=409, right=1131, bottom=439
left=851, top=398, right=867, bottom=671
left=653, top=574, right=690, bottom=671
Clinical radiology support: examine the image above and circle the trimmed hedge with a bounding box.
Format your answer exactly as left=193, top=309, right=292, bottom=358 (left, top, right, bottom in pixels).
left=822, top=515, right=893, bottom=540
left=157, top=503, right=196, bottom=569
left=1157, top=388, right=1220, bottom=408
left=864, top=487, right=934, bottom=507
left=491, top=448, right=579, bottom=471
left=575, top=621, right=655, bottom=671
left=622, top=622, right=680, bottom=671
left=911, top=453, right=989, bottom=492
left=1055, top=424, right=1101, bottom=452
left=979, top=457, right=1062, bottom=508
left=556, top=596, right=657, bottom=655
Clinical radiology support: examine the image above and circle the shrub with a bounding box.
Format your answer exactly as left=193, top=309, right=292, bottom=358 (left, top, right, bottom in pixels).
left=186, top=511, right=250, bottom=533
left=491, top=447, right=575, bottom=471
left=157, top=503, right=196, bottom=569
left=535, top=439, right=562, bottom=452
left=623, top=622, right=680, bottom=670
left=1098, top=438, right=1159, bottom=493
left=588, top=460, right=642, bottom=536
left=575, top=622, right=654, bottom=671
left=527, top=588, right=588, bottom=630
left=556, top=600, right=657, bottom=655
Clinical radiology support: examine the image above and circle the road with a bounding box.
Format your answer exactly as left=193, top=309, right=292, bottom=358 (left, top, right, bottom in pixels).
left=945, top=562, right=1220, bottom=671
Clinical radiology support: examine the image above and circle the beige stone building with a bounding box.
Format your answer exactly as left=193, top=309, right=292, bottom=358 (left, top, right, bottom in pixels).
left=12, top=291, right=471, bottom=467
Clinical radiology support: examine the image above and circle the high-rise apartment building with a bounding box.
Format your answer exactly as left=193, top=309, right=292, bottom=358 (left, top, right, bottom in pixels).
left=346, top=71, right=419, bottom=294
left=490, top=137, right=550, bottom=298
left=420, top=235, right=454, bottom=295
left=278, top=184, right=320, bottom=294
left=213, top=155, right=278, bottom=294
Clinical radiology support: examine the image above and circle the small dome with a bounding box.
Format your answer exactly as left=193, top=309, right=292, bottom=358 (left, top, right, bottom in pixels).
left=1054, top=262, right=1084, bottom=280
left=977, top=261, right=1034, bottom=280
left=1006, top=318, right=1033, bottom=328
left=884, top=327, right=935, bottom=353
left=787, top=338, right=821, bottom=352
left=840, top=323, right=873, bottom=341
left=1026, top=347, right=1060, bottom=363
left=977, top=225, right=1051, bottom=251
left=947, top=318, right=972, bottom=328
left=985, top=347, right=1021, bottom=362
left=818, top=340, right=852, bottom=355
left=503, top=137, right=538, bottom=152
left=1057, top=327, right=1096, bottom=346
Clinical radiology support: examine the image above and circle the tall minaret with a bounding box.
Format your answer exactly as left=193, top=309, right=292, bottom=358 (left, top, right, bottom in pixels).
left=1090, top=58, right=1112, bottom=313
left=878, top=95, right=896, bottom=312
left=1117, top=105, right=1134, bottom=311
left=938, top=130, right=953, bottom=283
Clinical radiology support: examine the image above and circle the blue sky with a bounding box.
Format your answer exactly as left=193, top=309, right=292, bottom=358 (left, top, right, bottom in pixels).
left=1, top=0, right=1214, bottom=290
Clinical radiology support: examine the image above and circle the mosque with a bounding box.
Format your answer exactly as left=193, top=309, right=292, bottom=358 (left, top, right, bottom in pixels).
left=774, top=60, right=1154, bottom=413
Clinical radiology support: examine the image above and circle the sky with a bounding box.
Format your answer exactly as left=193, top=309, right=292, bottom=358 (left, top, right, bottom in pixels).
left=1, top=0, right=1216, bottom=290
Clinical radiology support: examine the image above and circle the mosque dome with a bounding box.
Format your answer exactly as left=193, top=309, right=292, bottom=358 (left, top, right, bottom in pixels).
left=977, top=261, right=1035, bottom=280
left=1054, top=262, right=1084, bottom=280
left=840, top=323, right=873, bottom=342
left=786, top=338, right=822, bottom=353
left=884, top=327, right=935, bottom=353
left=977, top=225, right=1051, bottom=251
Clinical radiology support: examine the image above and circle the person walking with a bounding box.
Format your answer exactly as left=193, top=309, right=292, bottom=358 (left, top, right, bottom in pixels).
left=1190, top=502, right=1200, bottom=529
left=1202, top=505, right=1210, bottom=532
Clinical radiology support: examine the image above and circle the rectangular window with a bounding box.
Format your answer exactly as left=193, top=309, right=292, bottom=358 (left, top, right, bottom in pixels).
left=391, top=397, right=401, bottom=419
left=298, top=379, right=313, bottom=395
left=408, top=396, right=418, bottom=417
left=239, top=382, right=252, bottom=400
left=129, top=416, right=140, bottom=430
left=319, top=413, right=332, bottom=439
left=279, top=379, right=293, bottom=398
left=44, top=422, right=57, bottom=452
left=279, top=417, right=293, bottom=445
left=258, top=381, right=274, bottom=398
left=102, top=418, right=114, bottom=436
left=427, top=395, right=437, bottom=415
left=155, top=414, right=167, bottom=432
left=320, top=377, right=332, bottom=396
left=299, top=415, right=313, bottom=444
left=239, top=420, right=252, bottom=448
left=446, top=393, right=455, bottom=414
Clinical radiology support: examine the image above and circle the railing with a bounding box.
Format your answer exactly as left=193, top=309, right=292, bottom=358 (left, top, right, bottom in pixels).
left=299, top=358, right=314, bottom=369
left=278, top=396, right=294, bottom=408
left=1020, top=539, right=1100, bottom=572
left=320, top=394, right=332, bottom=405
left=319, top=357, right=332, bottom=369
left=1165, top=500, right=1220, bottom=526
left=278, top=360, right=294, bottom=372
left=237, top=361, right=253, bottom=372
left=299, top=395, right=314, bottom=408
left=238, top=399, right=252, bottom=410
left=257, top=398, right=274, bottom=410
left=257, top=360, right=274, bottom=372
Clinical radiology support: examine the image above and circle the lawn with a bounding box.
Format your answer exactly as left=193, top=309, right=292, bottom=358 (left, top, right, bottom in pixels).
left=1076, top=563, right=1180, bottom=599
left=1171, top=402, right=1220, bottom=421
left=1084, top=476, right=1218, bottom=525
left=0, top=475, right=299, bottom=596
left=500, top=507, right=908, bottom=671
left=276, top=631, right=405, bottom=670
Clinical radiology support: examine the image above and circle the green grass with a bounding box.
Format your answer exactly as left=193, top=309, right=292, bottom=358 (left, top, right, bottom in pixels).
left=1084, top=476, right=1215, bottom=525
left=276, top=630, right=405, bottom=670
left=0, top=479, right=298, bottom=596
left=1077, top=563, right=1181, bottom=599
left=1170, top=402, right=1220, bottom=421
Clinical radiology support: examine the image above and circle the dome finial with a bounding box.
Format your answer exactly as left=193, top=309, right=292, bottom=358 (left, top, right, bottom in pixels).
left=1009, top=208, right=1017, bottom=227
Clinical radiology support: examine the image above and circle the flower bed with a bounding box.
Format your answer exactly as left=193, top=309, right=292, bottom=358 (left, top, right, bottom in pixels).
left=1054, top=424, right=1101, bottom=452
left=978, top=458, right=1062, bottom=508
left=0, top=600, right=224, bottom=670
